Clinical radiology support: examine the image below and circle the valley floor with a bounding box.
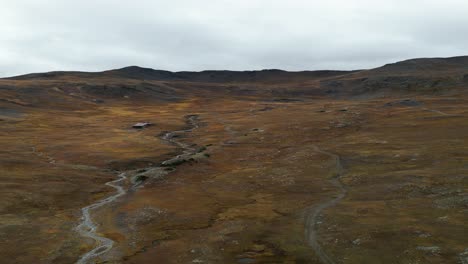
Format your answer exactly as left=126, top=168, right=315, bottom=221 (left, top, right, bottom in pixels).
left=1, top=96, right=467, bottom=263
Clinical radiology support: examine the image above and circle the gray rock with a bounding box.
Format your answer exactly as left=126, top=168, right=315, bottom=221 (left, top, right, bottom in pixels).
left=416, top=246, right=441, bottom=255
left=385, top=99, right=422, bottom=107
left=459, top=248, right=468, bottom=264
left=433, top=195, right=468, bottom=209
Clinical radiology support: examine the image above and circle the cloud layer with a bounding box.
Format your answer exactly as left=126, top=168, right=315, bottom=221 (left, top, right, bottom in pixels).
left=1, top=0, right=467, bottom=77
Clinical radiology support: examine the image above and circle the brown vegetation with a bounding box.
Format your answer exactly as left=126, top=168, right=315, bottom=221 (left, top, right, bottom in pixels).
left=1, top=56, right=467, bottom=263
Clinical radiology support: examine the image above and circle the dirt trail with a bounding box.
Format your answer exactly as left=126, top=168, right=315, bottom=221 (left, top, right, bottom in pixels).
left=75, top=115, right=200, bottom=264
left=423, top=107, right=449, bottom=116
left=305, top=145, right=347, bottom=264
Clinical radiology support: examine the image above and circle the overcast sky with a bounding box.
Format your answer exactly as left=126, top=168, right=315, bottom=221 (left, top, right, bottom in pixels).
left=1, top=0, right=467, bottom=77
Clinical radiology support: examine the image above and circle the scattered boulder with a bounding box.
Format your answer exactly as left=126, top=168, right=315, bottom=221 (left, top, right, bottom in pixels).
left=436, top=215, right=449, bottom=222
left=161, top=156, right=187, bottom=167
left=384, top=99, right=422, bottom=107
left=251, top=128, right=264, bottom=132
left=459, top=248, right=468, bottom=264
left=91, top=99, right=104, bottom=103
left=251, top=244, right=266, bottom=252
left=352, top=238, right=361, bottom=245
left=131, top=167, right=169, bottom=184
left=416, top=246, right=441, bottom=255
left=257, top=106, right=274, bottom=112
left=433, top=195, right=468, bottom=209
left=132, top=122, right=153, bottom=129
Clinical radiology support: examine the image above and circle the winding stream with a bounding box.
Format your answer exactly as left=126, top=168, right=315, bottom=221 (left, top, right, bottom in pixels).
left=75, top=173, right=127, bottom=264
left=305, top=145, right=347, bottom=264
left=75, top=115, right=199, bottom=264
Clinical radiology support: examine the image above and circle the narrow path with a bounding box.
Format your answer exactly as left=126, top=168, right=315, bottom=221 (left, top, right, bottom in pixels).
left=214, top=115, right=239, bottom=145
left=422, top=107, right=448, bottom=116
left=305, top=145, right=347, bottom=264
left=75, top=115, right=200, bottom=264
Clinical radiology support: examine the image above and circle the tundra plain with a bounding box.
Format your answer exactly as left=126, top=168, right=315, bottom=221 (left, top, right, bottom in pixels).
left=1, top=57, right=467, bottom=263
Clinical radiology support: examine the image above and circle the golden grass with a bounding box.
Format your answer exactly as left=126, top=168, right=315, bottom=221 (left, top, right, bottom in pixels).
left=1, top=95, right=467, bottom=263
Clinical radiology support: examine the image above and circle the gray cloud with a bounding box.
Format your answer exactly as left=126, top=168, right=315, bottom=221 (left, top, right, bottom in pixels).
left=1, top=0, right=467, bottom=77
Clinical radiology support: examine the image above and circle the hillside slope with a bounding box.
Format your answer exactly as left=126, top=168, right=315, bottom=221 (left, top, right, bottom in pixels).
left=1, top=56, right=467, bottom=108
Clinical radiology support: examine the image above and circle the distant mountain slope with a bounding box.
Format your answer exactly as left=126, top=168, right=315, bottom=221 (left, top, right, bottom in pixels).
left=5, top=66, right=355, bottom=83
left=1, top=56, right=467, bottom=108
left=318, top=56, right=468, bottom=97
left=105, top=67, right=355, bottom=83
left=6, top=56, right=468, bottom=82
left=370, top=56, right=468, bottom=75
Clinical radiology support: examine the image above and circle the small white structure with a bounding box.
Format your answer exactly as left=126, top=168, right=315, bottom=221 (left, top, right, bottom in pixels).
left=132, top=122, right=153, bottom=129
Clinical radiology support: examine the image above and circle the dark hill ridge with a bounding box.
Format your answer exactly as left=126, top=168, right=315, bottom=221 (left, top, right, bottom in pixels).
left=5, top=66, right=355, bottom=83
left=316, top=56, right=468, bottom=97
left=5, top=56, right=468, bottom=82
left=364, top=56, right=468, bottom=76
left=117, top=68, right=355, bottom=83
left=1, top=56, right=467, bottom=107
left=113, top=67, right=355, bottom=83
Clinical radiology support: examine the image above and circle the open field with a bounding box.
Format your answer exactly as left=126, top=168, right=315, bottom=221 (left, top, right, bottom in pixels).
left=1, top=57, right=467, bottom=263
